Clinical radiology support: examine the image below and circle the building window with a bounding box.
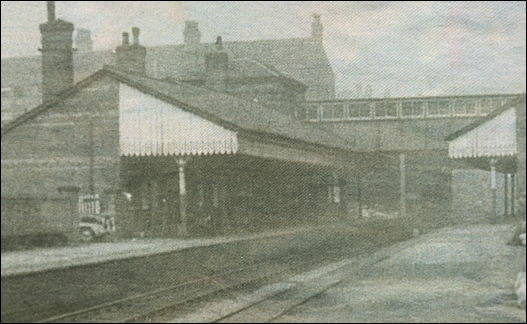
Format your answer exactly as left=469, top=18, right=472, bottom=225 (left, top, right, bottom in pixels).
left=401, top=101, right=425, bottom=118
left=373, top=102, right=383, bottom=118
left=479, top=99, right=490, bottom=115
left=427, top=100, right=451, bottom=117
left=327, top=185, right=341, bottom=204
left=359, top=103, right=372, bottom=118
left=453, top=99, right=477, bottom=116
left=333, top=186, right=341, bottom=204
left=304, top=104, right=319, bottom=121
left=345, top=102, right=374, bottom=120
left=321, top=104, right=344, bottom=120
left=348, top=102, right=372, bottom=119
left=501, top=97, right=515, bottom=107
left=374, top=101, right=398, bottom=119
left=348, top=103, right=360, bottom=119
left=479, top=98, right=502, bottom=115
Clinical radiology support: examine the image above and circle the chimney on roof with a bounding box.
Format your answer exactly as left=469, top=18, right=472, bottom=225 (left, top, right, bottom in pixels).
left=122, top=32, right=129, bottom=45
left=47, top=1, right=55, bottom=22
left=75, top=28, right=93, bottom=52
left=39, top=1, right=75, bottom=103
left=132, top=27, right=140, bottom=45
left=311, top=13, right=323, bottom=42
left=115, top=27, right=146, bottom=75
left=183, top=21, right=201, bottom=51
left=205, top=36, right=228, bottom=92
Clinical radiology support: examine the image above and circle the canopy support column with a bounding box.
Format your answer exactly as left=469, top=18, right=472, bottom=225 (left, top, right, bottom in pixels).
left=357, top=173, right=362, bottom=219
left=490, top=159, right=497, bottom=218
left=178, top=158, right=188, bottom=236
left=504, top=173, right=509, bottom=216
left=400, top=153, right=407, bottom=218
left=511, top=173, right=516, bottom=216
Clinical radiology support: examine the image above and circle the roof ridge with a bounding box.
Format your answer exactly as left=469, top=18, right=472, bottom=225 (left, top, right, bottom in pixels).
left=102, top=66, right=356, bottom=151
left=213, top=36, right=311, bottom=45
left=1, top=69, right=107, bottom=136
left=230, top=58, right=280, bottom=77
left=1, top=36, right=315, bottom=62
left=2, top=65, right=349, bottom=153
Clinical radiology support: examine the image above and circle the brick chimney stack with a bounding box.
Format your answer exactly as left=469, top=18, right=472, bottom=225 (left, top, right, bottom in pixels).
left=132, top=27, right=140, bottom=45
left=39, top=1, right=75, bottom=103
left=183, top=21, right=201, bottom=52
left=205, top=36, right=229, bottom=92
left=75, top=28, right=93, bottom=52
left=311, top=13, right=323, bottom=42
left=47, top=1, right=55, bottom=21
left=122, top=32, right=129, bottom=46
left=115, top=27, right=146, bottom=75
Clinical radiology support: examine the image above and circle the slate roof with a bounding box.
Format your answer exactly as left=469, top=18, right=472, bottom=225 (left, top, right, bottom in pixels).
left=107, top=66, right=346, bottom=151
left=1, top=36, right=334, bottom=104
left=163, top=38, right=335, bottom=98
left=1, top=66, right=349, bottom=153
left=227, top=58, right=306, bottom=88
left=2, top=65, right=448, bottom=155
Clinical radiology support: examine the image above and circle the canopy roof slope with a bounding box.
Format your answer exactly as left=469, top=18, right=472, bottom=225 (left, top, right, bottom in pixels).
left=446, top=96, right=525, bottom=160
left=104, top=66, right=350, bottom=151
left=1, top=66, right=352, bottom=154
left=448, top=108, right=517, bottom=159
left=3, top=65, right=457, bottom=157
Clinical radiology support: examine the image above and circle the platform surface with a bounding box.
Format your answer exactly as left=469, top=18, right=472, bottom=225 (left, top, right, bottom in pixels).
left=1, top=225, right=330, bottom=277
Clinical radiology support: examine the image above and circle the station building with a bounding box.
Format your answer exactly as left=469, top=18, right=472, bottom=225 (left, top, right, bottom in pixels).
left=1, top=2, right=525, bottom=243
left=1, top=4, right=370, bottom=241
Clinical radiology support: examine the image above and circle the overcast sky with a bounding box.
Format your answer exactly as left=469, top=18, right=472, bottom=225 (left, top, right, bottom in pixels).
left=1, top=1, right=525, bottom=97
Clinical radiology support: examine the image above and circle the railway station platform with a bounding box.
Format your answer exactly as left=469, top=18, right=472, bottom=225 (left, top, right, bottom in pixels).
left=1, top=224, right=338, bottom=277
left=1, top=217, right=414, bottom=323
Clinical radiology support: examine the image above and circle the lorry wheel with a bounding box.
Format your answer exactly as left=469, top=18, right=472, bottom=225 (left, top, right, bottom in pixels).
left=80, top=228, right=95, bottom=243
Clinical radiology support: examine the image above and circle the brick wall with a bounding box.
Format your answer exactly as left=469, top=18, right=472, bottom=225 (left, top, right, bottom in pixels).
left=1, top=76, right=121, bottom=239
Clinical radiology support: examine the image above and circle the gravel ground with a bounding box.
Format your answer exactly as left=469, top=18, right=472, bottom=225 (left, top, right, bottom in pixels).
left=275, top=223, right=526, bottom=323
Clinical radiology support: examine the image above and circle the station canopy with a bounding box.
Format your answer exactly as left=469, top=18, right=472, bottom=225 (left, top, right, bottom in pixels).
left=448, top=107, right=517, bottom=159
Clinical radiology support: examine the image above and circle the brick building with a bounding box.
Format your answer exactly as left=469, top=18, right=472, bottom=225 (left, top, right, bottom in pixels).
left=0, top=4, right=361, bottom=242
left=1, top=12, right=335, bottom=125
left=1, top=2, right=525, bottom=243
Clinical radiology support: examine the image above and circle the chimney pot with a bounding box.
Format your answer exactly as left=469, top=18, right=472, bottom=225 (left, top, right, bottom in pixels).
left=40, top=1, right=74, bottom=103
left=122, top=32, right=129, bottom=46
left=183, top=20, right=201, bottom=51
left=75, top=28, right=93, bottom=52
left=311, top=13, right=323, bottom=41
left=47, top=1, right=56, bottom=22
left=205, top=39, right=228, bottom=91
left=116, top=30, right=146, bottom=75
left=132, top=27, right=140, bottom=45
left=215, top=36, right=223, bottom=50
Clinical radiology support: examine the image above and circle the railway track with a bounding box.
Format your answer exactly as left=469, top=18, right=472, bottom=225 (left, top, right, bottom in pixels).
left=31, top=254, right=333, bottom=323
left=211, top=278, right=343, bottom=323
left=3, top=223, right=410, bottom=323
left=163, top=237, right=406, bottom=323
